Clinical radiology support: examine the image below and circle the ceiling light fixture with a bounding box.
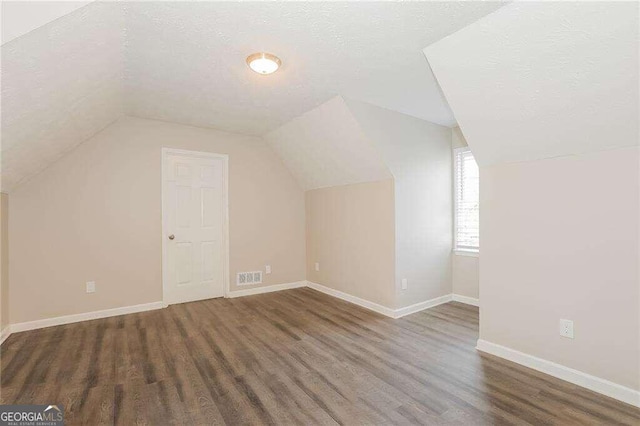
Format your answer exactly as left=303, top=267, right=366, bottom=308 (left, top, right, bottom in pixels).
left=246, top=52, right=281, bottom=75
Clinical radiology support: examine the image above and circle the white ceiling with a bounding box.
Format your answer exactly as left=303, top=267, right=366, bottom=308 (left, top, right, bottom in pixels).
left=1, top=1, right=505, bottom=192
left=265, top=96, right=451, bottom=197
left=1, top=2, right=123, bottom=191
left=123, top=1, right=505, bottom=135
left=266, top=96, right=453, bottom=191
left=266, top=96, right=392, bottom=191
left=424, top=1, right=639, bottom=166
left=1, top=1, right=92, bottom=44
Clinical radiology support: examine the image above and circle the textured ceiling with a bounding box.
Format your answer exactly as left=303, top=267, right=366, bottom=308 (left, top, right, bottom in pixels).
left=123, top=1, right=505, bottom=135
left=1, top=1, right=506, bottom=192
left=1, top=1, right=92, bottom=44
left=266, top=95, right=451, bottom=192
left=266, top=96, right=391, bottom=191
left=1, top=2, right=123, bottom=191
left=424, top=1, right=639, bottom=166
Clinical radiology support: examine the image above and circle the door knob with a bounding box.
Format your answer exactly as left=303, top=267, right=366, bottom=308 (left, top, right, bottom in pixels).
left=168, top=234, right=175, bottom=240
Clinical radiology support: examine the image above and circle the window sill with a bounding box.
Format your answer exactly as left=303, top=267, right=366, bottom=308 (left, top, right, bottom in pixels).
left=453, top=249, right=479, bottom=257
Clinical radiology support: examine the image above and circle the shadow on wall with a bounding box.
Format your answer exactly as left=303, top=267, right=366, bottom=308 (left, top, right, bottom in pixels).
left=268, top=95, right=454, bottom=311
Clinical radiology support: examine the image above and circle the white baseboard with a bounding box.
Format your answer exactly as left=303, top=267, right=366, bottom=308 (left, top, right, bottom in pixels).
left=476, top=339, right=640, bottom=408
left=452, top=294, right=479, bottom=307
left=306, top=281, right=453, bottom=319
left=306, top=281, right=397, bottom=318
left=4, top=281, right=308, bottom=339
left=4, top=281, right=307, bottom=338
left=394, top=294, right=453, bottom=318
left=10, top=301, right=165, bottom=334
left=0, top=326, right=11, bottom=346
left=2, top=283, right=473, bottom=340
left=226, top=281, right=307, bottom=298
left=3, top=281, right=634, bottom=408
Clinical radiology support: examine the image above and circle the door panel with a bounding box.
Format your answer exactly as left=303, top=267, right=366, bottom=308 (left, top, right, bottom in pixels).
left=176, top=185, right=192, bottom=227
left=163, top=150, right=226, bottom=304
left=176, top=243, right=193, bottom=285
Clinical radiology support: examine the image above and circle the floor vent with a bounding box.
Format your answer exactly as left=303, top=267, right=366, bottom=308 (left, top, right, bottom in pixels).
left=237, top=271, right=263, bottom=286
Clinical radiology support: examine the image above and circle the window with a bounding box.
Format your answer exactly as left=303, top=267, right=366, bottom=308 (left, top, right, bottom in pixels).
left=454, top=147, right=479, bottom=253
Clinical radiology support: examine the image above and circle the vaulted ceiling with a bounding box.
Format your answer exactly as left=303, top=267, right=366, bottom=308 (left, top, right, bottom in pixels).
left=1, top=1, right=506, bottom=192
left=123, top=1, right=504, bottom=133
left=266, top=96, right=392, bottom=191
left=266, top=95, right=453, bottom=191
left=1, top=2, right=123, bottom=192
left=424, top=1, right=639, bottom=167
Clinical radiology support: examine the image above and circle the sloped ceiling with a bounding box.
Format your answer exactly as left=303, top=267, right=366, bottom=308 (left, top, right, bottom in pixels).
left=345, top=99, right=452, bottom=177
left=266, top=96, right=453, bottom=191
left=1, top=2, right=123, bottom=191
left=266, top=96, right=391, bottom=190
left=1, top=1, right=93, bottom=44
left=123, top=1, right=505, bottom=134
left=424, top=1, right=639, bottom=167
left=1, top=1, right=506, bottom=192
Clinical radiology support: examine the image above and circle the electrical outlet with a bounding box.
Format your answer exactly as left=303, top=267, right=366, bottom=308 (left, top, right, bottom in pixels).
left=559, top=319, right=574, bottom=339
left=401, top=278, right=408, bottom=290
left=265, top=265, right=271, bottom=274
left=86, top=281, right=96, bottom=293
left=315, top=262, right=320, bottom=272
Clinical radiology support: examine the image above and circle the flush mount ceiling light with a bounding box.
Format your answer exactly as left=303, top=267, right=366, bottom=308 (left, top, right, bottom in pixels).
left=246, top=52, right=281, bottom=75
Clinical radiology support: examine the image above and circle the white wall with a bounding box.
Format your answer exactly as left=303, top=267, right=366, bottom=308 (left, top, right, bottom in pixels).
left=9, top=117, right=306, bottom=324
left=481, top=146, right=639, bottom=391
left=452, top=255, right=478, bottom=299
left=426, top=1, right=639, bottom=399
left=346, top=100, right=452, bottom=308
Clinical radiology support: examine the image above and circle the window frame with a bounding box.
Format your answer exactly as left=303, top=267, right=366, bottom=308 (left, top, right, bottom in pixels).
left=453, top=147, right=479, bottom=256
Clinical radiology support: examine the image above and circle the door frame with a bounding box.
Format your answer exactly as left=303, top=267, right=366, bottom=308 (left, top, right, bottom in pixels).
left=161, top=147, right=230, bottom=306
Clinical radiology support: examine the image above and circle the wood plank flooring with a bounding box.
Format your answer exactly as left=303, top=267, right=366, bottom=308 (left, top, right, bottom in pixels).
left=1, top=287, right=639, bottom=425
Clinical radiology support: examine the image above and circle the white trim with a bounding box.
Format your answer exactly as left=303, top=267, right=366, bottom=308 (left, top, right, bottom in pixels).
left=161, top=147, right=227, bottom=160
left=453, top=249, right=479, bottom=257
left=161, top=148, right=230, bottom=304
left=306, top=281, right=397, bottom=318
left=227, top=281, right=307, bottom=298
left=3, top=281, right=307, bottom=336
left=476, top=339, right=640, bottom=408
left=4, top=283, right=635, bottom=408
left=306, top=281, right=452, bottom=319
left=2, top=284, right=457, bottom=338
left=452, top=146, right=480, bottom=253
left=452, top=294, right=480, bottom=307
left=221, top=157, right=230, bottom=298
left=10, top=302, right=164, bottom=334
left=393, top=294, right=453, bottom=318
left=0, top=326, right=11, bottom=346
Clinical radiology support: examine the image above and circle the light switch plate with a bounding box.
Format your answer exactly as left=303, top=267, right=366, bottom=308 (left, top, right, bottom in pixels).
left=265, top=265, right=271, bottom=274
left=86, top=281, right=96, bottom=293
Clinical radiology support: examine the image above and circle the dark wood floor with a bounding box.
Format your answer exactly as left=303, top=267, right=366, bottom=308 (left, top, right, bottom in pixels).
left=1, top=288, right=639, bottom=425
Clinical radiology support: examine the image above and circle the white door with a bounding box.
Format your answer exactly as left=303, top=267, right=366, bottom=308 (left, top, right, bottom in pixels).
left=162, top=149, right=228, bottom=305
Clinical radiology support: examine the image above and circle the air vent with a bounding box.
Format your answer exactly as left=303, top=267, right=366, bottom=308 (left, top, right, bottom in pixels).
left=237, top=271, right=263, bottom=286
